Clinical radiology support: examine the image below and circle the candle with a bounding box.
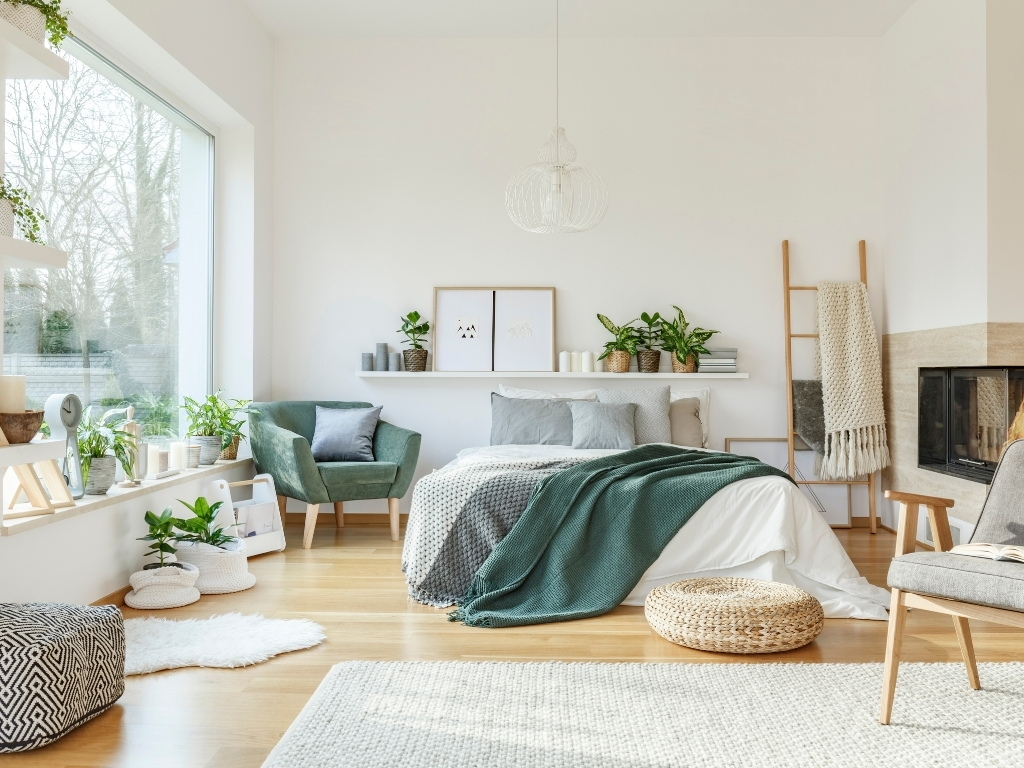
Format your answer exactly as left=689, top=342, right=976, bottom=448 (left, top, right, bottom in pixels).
left=187, top=445, right=201, bottom=468
left=595, top=356, right=604, bottom=373
left=158, top=450, right=169, bottom=473
left=136, top=443, right=148, bottom=479
left=581, top=351, right=595, bottom=372
left=570, top=352, right=581, bottom=372
left=558, top=351, right=570, bottom=372
left=0, top=375, right=26, bottom=413
left=147, top=444, right=161, bottom=477
left=168, top=442, right=185, bottom=470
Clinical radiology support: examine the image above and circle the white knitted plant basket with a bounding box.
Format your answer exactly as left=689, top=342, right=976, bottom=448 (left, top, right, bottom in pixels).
left=125, top=562, right=200, bottom=610
left=174, top=538, right=256, bottom=594
left=0, top=3, right=46, bottom=43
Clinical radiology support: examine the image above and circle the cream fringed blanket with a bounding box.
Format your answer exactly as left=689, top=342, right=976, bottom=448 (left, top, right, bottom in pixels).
left=816, top=282, right=890, bottom=480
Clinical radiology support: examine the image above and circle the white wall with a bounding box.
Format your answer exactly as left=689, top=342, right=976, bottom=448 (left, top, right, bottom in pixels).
left=272, top=36, right=884, bottom=512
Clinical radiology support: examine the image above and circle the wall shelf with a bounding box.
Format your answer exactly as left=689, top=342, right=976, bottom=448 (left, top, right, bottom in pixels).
left=0, top=18, right=69, bottom=80
left=0, top=438, right=65, bottom=468
left=0, top=236, right=68, bottom=270
left=356, top=371, right=748, bottom=379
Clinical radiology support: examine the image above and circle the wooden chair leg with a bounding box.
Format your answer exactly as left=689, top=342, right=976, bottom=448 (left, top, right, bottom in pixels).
left=277, top=495, right=287, bottom=528
left=952, top=616, right=981, bottom=690
left=334, top=501, right=344, bottom=528
left=879, top=588, right=908, bottom=724
left=388, top=497, right=400, bottom=542
left=867, top=472, right=877, bottom=534
left=302, top=503, right=319, bottom=549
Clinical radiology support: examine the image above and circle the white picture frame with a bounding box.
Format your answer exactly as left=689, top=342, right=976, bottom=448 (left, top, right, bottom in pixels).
left=493, top=288, right=556, bottom=372
left=432, top=288, right=495, bottom=371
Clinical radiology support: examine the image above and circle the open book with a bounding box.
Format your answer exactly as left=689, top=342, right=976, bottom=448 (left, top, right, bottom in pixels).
left=950, top=543, right=1024, bottom=563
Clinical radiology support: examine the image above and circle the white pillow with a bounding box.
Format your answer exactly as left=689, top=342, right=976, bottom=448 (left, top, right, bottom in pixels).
left=671, top=387, right=709, bottom=447
left=498, top=384, right=598, bottom=401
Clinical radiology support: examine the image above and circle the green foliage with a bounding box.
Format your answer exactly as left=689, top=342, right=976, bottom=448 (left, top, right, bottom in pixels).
left=397, top=310, right=430, bottom=350
left=596, top=314, right=639, bottom=360
left=40, top=309, right=74, bottom=353
left=137, top=507, right=177, bottom=567
left=174, top=496, right=236, bottom=549
left=637, top=311, right=662, bottom=351
left=0, top=174, right=46, bottom=243
left=132, top=392, right=177, bottom=439
left=77, top=405, right=137, bottom=484
left=8, top=0, right=70, bottom=47
left=181, top=390, right=255, bottom=448
left=660, top=305, right=718, bottom=364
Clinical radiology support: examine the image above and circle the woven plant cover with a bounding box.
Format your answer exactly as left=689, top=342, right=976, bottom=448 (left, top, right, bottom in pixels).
left=174, top=539, right=256, bottom=594
left=644, top=577, right=824, bottom=654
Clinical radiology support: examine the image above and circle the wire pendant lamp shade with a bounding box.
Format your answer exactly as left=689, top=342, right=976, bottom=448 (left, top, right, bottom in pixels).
left=506, top=1, right=607, bottom=234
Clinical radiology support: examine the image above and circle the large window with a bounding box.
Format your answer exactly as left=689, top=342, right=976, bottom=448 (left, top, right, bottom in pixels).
left=3, top=39, right=213, bottom=441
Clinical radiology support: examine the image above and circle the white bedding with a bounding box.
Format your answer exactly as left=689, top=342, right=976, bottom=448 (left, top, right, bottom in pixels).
left=453, top=445, right=890, bottom=620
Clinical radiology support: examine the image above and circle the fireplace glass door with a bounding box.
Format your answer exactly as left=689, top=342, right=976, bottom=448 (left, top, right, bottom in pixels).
left=950, top=369, right=1007, bottom=469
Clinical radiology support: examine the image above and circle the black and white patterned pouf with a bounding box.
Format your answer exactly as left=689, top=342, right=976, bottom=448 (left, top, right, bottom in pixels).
left=0, top=603, right=125, bottom=752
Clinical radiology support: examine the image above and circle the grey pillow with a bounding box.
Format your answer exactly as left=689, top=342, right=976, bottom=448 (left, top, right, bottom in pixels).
left=490, top=393, right=572, bottom=446
left=670, top=397, right=703, bottom=448
left=568, top=401, right=636, bottom=450
left=310, top=405, right=381, bottom=462
left=596, top=386, right=671, bottom=444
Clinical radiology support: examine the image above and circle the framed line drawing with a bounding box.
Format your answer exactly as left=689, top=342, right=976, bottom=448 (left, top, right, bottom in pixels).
left=493, top=288, right=555, bottom=371
left=432, top=288, right=495, bottom=371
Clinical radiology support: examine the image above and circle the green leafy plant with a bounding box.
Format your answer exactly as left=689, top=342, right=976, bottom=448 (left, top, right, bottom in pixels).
left=397, top=310, right=430, bottom=350
left=637, top=312, right=662, bottom=351
left=174, top=496, right=237, bottom=549
left=132, top=392, right=177, bottom=438
left=6, top=1, right=70, bottom=47
left=137, top=508, right=179, bottom=568
left=596, top=314, right=639, bottom=360
left=660, top=305, right=718, bottom=365
left=77, top=406, right=137, bottom=485
left=181, top=391, right=256, bottom=448
left=0, top=175, right=45, bottom=244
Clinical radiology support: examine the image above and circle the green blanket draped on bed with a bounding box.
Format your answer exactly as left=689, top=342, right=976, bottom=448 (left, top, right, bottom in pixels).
left=449, top=444, right=794, bottom=628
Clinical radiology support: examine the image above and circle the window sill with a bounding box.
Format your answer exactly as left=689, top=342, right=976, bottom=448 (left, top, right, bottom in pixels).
left=1, top=458, right=254, bottom=537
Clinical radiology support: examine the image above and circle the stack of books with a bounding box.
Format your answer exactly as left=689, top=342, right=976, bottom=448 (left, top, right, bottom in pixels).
left=698, top=348, right=737, bottom=373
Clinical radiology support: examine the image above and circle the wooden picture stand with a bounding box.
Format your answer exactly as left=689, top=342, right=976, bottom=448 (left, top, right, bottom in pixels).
left=0, top=429, right=76, bottom=520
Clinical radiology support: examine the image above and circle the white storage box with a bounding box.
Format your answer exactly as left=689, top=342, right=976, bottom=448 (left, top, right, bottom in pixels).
left=205, top=474, right=286, bottom=557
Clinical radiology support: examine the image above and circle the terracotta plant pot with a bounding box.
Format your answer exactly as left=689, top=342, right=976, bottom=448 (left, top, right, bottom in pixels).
left=218, top=434, right=240, bottom=461
left=636, top=350, right=662, bottom=373
left=0, top=410, right=44, bottom=443
left=605, top=350, right=632, bottom=373
left=189, top=435, right=223, bottom=465
left=671, top=353, right=697, bottom=373
left=85, top=455, right=117, bottom=495
left=403, top=349, right=427, bottom=372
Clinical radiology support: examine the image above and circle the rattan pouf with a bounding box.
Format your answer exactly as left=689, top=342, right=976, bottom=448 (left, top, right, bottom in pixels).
left=644, top=577, right=824, bottom=654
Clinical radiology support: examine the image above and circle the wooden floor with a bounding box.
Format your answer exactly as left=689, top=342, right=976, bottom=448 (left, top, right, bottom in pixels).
left=13, top=523, right=1024, bottom=767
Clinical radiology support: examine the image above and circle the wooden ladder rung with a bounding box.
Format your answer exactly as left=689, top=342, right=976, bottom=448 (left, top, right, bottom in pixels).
left=791, top=333, right=819, bottom=338
left=789, top=285, right=818, bottom=291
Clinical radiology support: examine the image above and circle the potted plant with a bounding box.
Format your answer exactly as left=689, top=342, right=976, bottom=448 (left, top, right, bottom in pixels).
left=0, top=176, right=45, bottom=243
left=78, top=406, right=137, bottom=495
left=636, top=311, right=663, bottom=373
left=397, top=310, right=430, bottom=372
left=0, top=1, right=70, bottom=47
left=181, top=391, right=254, bottom=464
left=661, top=305, right=718, bottom=373
left=597, top=314, right=639, bottom=373
left=172, top=496, right=256, bottom=594
left=124, top=507, right=200, bottom=610
left=215, top=396, right=255, bottom=460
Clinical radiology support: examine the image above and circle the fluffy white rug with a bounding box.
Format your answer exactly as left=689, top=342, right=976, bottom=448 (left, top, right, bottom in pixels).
left=264, top=661, right=1024, bottom=767
left=124, top=613, right=325, bottom=675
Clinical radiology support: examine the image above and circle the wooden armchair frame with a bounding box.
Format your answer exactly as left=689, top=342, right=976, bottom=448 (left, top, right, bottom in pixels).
left=879, top=490, right=1024, bottom=724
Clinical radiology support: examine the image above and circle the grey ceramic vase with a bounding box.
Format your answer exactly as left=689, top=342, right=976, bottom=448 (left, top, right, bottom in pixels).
left=190, top=435, right=223, bottom=465
left=85, top=455, right=117, bottom=495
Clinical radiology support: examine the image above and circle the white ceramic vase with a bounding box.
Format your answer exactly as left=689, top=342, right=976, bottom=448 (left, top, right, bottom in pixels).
left=174, top=538, right=256, bottom=594
left=124, top=562, right=201, bottom=610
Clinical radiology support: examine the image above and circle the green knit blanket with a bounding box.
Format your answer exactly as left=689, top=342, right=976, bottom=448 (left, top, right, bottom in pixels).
left=449, top=444, right=793, bottom=628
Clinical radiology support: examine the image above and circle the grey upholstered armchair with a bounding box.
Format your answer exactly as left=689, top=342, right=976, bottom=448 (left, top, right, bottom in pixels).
left=879, top=438, right=1024, bottom=724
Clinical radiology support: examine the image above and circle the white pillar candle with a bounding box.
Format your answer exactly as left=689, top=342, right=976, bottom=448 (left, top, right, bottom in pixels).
left=168, top=442, right=185, bottom=470
left=581, top=351, right=595, bottom=372
left=558, top=351, right=570, bottom=372
left=595, top=356, right=604, bottom=373
left=570, top=352, right=581, bottom=372
left=136, top=442, right=148, bottom=479
left=147, top=444, right=161, bottom=477
left=0, top=375, right=26, bottom=413
left=158, top=450, right=169, bottom=473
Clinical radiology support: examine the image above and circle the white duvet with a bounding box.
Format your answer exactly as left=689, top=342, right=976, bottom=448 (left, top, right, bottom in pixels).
left=453, top=445, right=890, bottom=620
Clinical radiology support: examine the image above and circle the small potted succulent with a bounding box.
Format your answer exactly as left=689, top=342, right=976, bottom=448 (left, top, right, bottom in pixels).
left=597, top=314, right=639, bottom=373
left=636, top=311, right=663, bottom=373
left=0, top=1, right=70, bottom=47
left=0, top=175, right=45, bottom=243
left=397, top=310, right=430, bottom=372
left=78, top=406, right=137, bottom=495
left=124, top=507, right=200, bottom=610
left=181, top=391, right=254, bottom=464
left=661, top=305, right=718, bottom=373
left=172, top=496, right=255, bottom=594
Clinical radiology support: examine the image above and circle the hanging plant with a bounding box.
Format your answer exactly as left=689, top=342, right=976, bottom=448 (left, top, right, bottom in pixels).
left=0, top=175, right=45, bottom=244
left=1, top=1, right=70, bottom=47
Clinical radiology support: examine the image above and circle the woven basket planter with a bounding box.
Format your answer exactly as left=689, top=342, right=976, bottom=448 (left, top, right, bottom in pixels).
left=0, top=199, right=13, bottom=237
left=219, top=434, right=240, bottom=460
left=636, top=349, right=661, bottom=373
left=604, top=350, right=631, bottom=373
left=125, top=562, right=200, bottom=610
left=671, top=353, right=697, bottom=373
left=174, top=538, right=256, bottom=594
left=403, top=349, right=427, bottom=372
left=0, top=3, right=46, bottom=43
left=644, top=577, right=824, bottom=654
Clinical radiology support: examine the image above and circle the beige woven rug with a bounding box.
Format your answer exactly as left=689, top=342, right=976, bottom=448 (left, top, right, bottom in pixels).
left=263, top=661, right=1024, bottom=767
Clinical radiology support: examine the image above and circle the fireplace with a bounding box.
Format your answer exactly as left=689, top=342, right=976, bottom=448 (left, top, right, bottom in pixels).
left=919, top=367, right=1024, bottom=483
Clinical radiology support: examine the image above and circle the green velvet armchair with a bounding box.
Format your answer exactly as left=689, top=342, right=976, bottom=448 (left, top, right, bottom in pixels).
left=250, top=401, right=421, bottom=548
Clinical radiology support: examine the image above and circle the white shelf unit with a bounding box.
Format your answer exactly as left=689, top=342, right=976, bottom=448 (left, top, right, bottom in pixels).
left=0, top=235, right=67, bottom=270
left=356, top=371, right=748, bottom=379
left=0, top=17, right=69, bottom=80
left=0, top=438, right=65, bottom=467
